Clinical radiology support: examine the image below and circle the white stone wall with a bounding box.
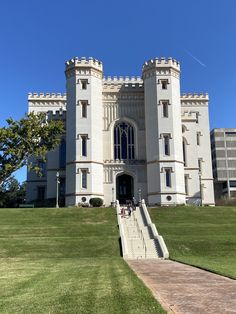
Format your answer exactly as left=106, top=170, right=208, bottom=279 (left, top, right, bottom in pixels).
left=26, top=56, right=215, bottom=206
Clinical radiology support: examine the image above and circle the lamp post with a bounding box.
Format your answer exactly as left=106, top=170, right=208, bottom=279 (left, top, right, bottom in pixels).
left=111, top=187, right=115, bottom=207
left=138, top=188, right=142, bottom=205
left=56, top=171, right=60, bottom=208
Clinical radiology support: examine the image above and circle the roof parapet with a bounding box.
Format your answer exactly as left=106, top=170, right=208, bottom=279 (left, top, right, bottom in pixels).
left=181, top=93, right=209, bottom=100
left=65, top=56, right=103, bottom=72
left=28, top=92, right=67, bottom=99
left=142, top=57, right=180, bottom=72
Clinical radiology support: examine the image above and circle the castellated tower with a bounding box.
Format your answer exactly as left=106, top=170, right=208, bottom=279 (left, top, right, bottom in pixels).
left=143, top=58, right=185, bottom=205
left=65, top=57, right=104, bottom=206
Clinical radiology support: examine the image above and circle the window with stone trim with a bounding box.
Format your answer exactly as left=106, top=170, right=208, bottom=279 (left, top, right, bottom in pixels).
left=81, top=101, right=88, bottom=118
left=81, top=79, right=88, bottom=90
left=80, top=135, right=88, bottom=157
left=197, top=132, right=201, bottom=145
left=159, top=79, right=168, bottom=90
left=184, top=175, right=189, bottom=195
left=163, top=134, right=170, bottom=156
left=81, top=169, right=88, bottom=189
left=114, top=122, right=135, bottom=160
left=161, top=100, right=169, bottom=117
left=165, top=168, right=172, bottom=187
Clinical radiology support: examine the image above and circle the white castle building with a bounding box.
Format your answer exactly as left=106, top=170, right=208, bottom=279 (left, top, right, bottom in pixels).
left=26, top=57, right=215, bottom=206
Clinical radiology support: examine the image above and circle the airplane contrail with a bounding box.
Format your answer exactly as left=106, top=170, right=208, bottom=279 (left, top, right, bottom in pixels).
left=184, top=49, right=206, bottom=67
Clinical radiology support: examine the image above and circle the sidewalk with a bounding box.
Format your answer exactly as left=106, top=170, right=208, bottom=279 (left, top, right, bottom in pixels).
left=128, top=259, right=236, bottom=314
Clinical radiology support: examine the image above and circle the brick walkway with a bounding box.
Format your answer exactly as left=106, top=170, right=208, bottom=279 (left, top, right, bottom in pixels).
left=128, top=259, right=236, bottom=314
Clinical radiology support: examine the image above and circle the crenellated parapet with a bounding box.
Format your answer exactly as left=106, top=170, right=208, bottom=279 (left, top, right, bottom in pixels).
left=181, top=93, right=209, bottom=100
left=143, top=57, right=180, bottom=72
left=47, top=110, right=66, bottom=120
left=28, top=92, right=67, bottom=100
left=65, top=57, right=103, bottom=73
left=181, top=93, right=209, bottom=107
left=103, top=76, right=143, bottom=90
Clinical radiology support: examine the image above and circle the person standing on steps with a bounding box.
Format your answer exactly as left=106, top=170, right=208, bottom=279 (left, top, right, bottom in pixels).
left=128, top=204, right=132, bottom=217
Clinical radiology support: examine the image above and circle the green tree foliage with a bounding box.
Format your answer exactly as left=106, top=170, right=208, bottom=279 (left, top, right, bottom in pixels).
left=0, top=112, right=64, bottom=184
left=0, top=177, right=26, bottom=207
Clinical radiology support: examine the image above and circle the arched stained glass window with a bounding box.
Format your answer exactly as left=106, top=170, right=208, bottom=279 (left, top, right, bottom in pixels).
left=114, top=122, right=135, bottom=160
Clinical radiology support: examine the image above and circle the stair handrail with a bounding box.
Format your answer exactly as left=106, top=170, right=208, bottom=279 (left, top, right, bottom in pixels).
left=116, top=201, right=128, bottom=259
left=140, top=199, right=169, bottom=259
left=133, top=212, right=147, bottom=258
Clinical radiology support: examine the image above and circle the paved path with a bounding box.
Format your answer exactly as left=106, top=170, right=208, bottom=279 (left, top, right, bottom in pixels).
left=128, top=259, right=236, bottom=314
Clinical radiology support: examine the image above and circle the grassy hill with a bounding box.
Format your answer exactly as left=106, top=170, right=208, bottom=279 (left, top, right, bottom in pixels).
left=0, top=207, right=165, bottom=314
left=149, top=206, right=236, bottom=279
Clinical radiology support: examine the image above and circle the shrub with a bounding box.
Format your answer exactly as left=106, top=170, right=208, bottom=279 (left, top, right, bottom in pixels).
left=89, top=198, right=103, bottom=207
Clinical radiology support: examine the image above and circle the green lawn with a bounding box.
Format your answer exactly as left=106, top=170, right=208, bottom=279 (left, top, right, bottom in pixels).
left=149, top=206, right=236, bottom=279
left=0, top=207, right=165, bottom=314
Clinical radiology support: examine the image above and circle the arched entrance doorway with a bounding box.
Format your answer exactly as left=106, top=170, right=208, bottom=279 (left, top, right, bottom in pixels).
left=116, top=174, right=133, bottom=204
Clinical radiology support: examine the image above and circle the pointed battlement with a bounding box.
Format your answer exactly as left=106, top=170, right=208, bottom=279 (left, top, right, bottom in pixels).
left=47, top=110, right=66, bottom=120
left=103, top=76, right=143, bottom=88
left=28, top=92, right=66, bottom=100
left=181, top=93, right=209, bottom=100
left=142, top=57, right=180, bottom=73
left=65, top=57, right=103, bottom=72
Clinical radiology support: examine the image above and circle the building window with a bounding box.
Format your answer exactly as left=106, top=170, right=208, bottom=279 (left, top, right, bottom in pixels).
left=162, top=101, right=169, bottom=117
left=114, top=122, right=135, bottom=160
left=81, top=79, right=88, bottom=90
left=184, top=175, right=189, bottom=195
left=163, top=134, right=170, bottom=156
left=198, top=158, right=202, bottom=173
left=81, top=101, right=88, bottom=118
left=196, top=112, right=199, bottom=124
left=81, top=169, right=87, bottom=189
left=81, top=135, right=88, bottom=157
left=183, top=138, right=187, bottom=166
left=59, top=139, right=66, bottom=169
left=160, top=79, right=168, bottom=90
left=165, top=168, right=171, bottom=187
left=37, top=186, right=45, bottom=200
left=197, top=132, right=201, bottom=145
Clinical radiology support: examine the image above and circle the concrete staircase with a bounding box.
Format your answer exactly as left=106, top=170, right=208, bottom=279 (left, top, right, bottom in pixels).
left=116, top=201, right=169, bottom=260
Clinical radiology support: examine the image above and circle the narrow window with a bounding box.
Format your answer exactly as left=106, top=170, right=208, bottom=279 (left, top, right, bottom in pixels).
left=198, top=158, right=202, bottom=173
left=164, top=135, right=170, bottom=156
left=81, top=170, right=87, bottom=189
left=197, top=132, right=200, bottom=145
left=81, top=136, right=87, bottom=156
left=81, top=101, right=87, bottom=118
left=196, top=112, right=199, bottom=124
left=163, top=101, right=168, bottom=117
left=184, top=175, right=189, bottom=195
left=161, top=80, right=168, bottom=89
left=81, top=80, right=88, bottom=90
left=183, top=139, right=187, bottom=166
left=165, top=169, right=171, bottom=187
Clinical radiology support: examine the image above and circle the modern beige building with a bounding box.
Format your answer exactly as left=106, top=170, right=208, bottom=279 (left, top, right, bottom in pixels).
left=211, top=128, right=236, bottom=199
left=26, top=57, right=215, bottom=206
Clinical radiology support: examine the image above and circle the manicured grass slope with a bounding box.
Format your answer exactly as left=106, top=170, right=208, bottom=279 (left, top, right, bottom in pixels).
left=0, top=208, right=165, bottom=314
left=150, top=206, right=236, bottom=279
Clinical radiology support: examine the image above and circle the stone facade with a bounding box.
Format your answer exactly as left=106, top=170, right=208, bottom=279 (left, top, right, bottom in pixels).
left=26, top=57, right=215, bottom=206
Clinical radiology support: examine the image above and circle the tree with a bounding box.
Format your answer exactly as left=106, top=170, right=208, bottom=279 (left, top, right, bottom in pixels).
left=0, top=177, right=26, bottom=207
left=0, top=112, right=64, bottom=185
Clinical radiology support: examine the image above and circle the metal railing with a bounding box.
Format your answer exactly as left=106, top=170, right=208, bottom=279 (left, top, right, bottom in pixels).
left=132, top=213, right=147, bottom=258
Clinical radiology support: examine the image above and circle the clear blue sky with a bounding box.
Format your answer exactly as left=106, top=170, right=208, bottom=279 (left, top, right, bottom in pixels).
left=1, top=0, right=236, bottom=182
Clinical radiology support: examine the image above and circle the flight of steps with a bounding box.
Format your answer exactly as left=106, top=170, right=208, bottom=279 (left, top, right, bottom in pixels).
left=117, top=205, right=163, bottom=259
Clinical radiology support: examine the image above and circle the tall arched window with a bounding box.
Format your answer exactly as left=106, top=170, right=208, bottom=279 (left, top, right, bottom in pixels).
left=114, top=122, right=135, bottom=160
